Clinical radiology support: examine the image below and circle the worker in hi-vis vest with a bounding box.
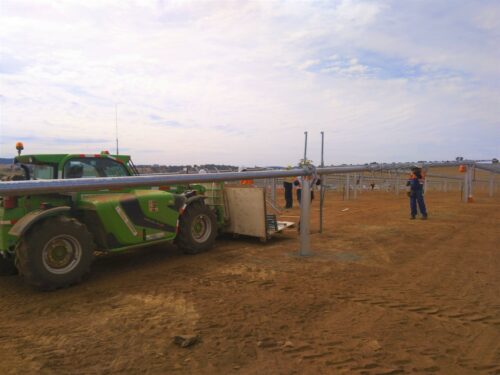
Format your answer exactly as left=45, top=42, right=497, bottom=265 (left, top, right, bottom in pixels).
left=283, top=166, right=295, bottom=209
left=406, top=166, right=428, bottom=220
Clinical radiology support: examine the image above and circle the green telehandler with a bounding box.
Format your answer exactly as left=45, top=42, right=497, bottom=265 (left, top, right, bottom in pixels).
left=0, top=145, right=221, bottom=290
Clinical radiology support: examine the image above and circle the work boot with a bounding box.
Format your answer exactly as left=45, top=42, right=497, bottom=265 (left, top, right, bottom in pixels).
left=421, top=215, right=428, bottom=220
left=410, top=216, right=416, bottom=220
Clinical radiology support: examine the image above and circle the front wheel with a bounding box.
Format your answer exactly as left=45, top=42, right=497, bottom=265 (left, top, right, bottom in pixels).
left=16, top=216, right=95, bottom=290
left=176, top=202, right=217, bottom=254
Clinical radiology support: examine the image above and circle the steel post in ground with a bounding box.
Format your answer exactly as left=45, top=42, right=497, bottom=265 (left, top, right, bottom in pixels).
left=345, top=174, right=350, bottom=200
left=469, top=166, right=474, bottom=199
left=319, top=131, right=325, bottom=233
left=299, top=178, right=312, bottom=256
left=353, top=174, right=358, bottom=200
left=320, top=182, right=326, bottom=233
left=463, top=169, right=469, bottom=202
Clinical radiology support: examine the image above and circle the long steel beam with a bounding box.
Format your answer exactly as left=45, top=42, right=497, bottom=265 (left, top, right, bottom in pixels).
left=0, top=160, right=485, bottom=196
left=474, top=164, right=500, bottom=174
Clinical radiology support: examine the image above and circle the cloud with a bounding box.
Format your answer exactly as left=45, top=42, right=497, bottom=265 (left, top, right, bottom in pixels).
left=0, top=0, right=498, bottom=165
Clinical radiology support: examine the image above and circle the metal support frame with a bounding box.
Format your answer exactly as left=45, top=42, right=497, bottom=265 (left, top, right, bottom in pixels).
left=299, top=177, right=312, bottom=256
left=1, top=159, right=493, bottom=257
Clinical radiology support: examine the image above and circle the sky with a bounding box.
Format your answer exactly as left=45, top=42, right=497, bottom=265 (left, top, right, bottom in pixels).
left=0, top=0, right=499, bottom=166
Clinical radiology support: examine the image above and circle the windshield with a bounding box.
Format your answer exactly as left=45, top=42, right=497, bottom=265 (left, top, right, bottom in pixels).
left=63, top=158, right=129, bottom=178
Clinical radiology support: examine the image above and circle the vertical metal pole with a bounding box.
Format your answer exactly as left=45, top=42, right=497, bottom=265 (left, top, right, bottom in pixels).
left=353, top=173, right=358, bottom=199
left=319, top=131, right=325, bottom=233
left=469, top=166, right=474, bottom=200
left=345, top=174, right=350, bottom=200
left=463, top=169, right=469, bottom=202
left=303, top=131, right=308, bottom=163
left=320, top=131, right=324, bottom=167
left=299, top=177, right=312, bottom=256
left=444, top=180, right=448, bottom=193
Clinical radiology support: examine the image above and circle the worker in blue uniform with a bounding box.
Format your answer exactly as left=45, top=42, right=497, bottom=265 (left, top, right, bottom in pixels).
left=406, top=166, right=428, bottom=220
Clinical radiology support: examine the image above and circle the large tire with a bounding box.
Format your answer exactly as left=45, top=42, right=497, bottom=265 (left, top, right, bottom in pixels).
left=0, top=254, right=17, bottom=276
left=176, top=202, right=217, bottom=254
left=16, top=216, right=95, bottom=290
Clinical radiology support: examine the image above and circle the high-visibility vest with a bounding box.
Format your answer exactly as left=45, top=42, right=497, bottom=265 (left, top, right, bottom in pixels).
left=240, top=179, right=254, bottom=185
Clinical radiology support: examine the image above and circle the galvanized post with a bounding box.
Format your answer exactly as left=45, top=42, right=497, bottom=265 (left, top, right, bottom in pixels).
left=463, top=168, right=469, bottom=202
left=345, top=174, right=350, bottom=200
left=303, top=131, right=308, bottom=163
left=469, top=166, right=474, bottom=200
left=353, top=173, right=358, bottom=200
left=299, top=177, right=312, bottom=256
left=319, top=131, right=325, bottom=233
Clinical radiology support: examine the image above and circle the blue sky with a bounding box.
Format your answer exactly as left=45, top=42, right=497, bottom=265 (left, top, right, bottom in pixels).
left=0, top=0, right=499, bottom=165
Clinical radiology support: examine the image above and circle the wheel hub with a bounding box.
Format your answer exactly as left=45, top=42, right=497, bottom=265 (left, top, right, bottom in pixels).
left=191, top=214, right=211, bottom=243
left=42, top=235, right=82, bottom=274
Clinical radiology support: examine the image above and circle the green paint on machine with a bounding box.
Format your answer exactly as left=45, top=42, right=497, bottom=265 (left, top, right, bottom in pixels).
left=0, top=150, right=220, bottom=290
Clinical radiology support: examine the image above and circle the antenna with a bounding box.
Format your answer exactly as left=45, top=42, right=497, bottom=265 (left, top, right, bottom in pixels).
left=115, top=104, right=119, bottom=155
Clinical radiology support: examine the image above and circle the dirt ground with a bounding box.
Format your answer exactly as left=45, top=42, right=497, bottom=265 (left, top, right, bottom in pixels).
left=0, top=190, right=499, bottom=374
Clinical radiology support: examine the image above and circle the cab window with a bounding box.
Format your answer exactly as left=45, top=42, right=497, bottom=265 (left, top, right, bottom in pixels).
left=32, top=164, right=55, bottom=179
left=7, top=164, right=55, bottom=180
left=63, top=158, right=129, bottom=178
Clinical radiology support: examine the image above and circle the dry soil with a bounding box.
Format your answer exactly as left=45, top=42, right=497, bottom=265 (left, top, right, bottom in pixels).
left=0, top=190, right=499, bottom=374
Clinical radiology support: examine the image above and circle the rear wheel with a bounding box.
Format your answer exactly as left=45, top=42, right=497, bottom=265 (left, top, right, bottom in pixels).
left=16, top=216, right=95, bottom=290
left=176, top=202, right=217, bottom=254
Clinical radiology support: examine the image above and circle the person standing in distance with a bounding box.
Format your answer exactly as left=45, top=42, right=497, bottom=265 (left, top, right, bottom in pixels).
left=283, top=166, right=295, bottom=209
left=406, top=166, right=428, bottom=220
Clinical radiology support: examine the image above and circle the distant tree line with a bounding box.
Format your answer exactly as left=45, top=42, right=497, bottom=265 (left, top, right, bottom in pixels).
left=136, top=164, right=238, bottom=174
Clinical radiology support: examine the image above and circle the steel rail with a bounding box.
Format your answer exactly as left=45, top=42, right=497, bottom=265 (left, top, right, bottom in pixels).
left=0, top=160, right=485, bottom=196
left=0, top=165, right=377, bottom=196
left=474, top=164, right=500, bottom=174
